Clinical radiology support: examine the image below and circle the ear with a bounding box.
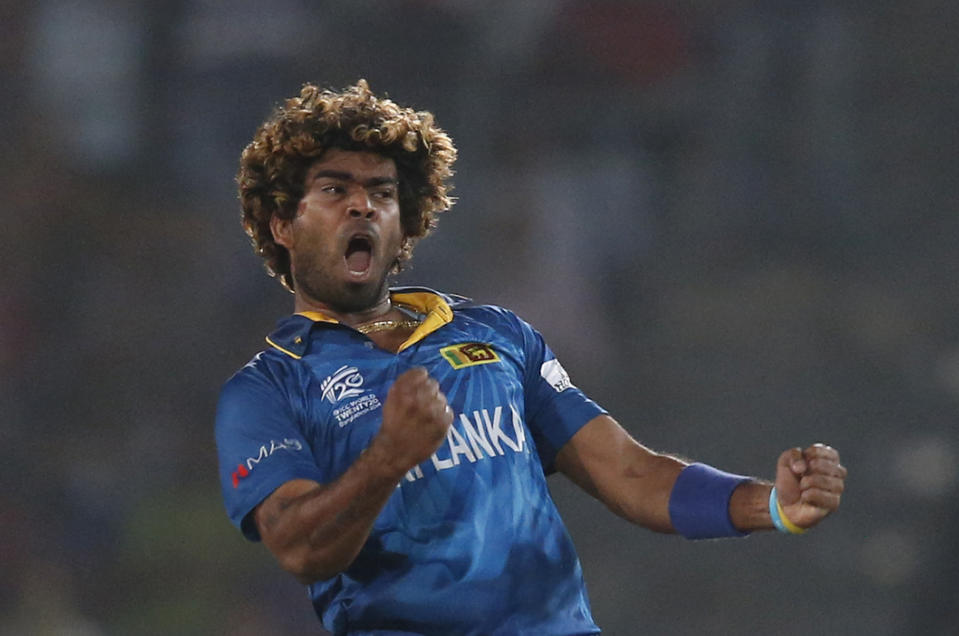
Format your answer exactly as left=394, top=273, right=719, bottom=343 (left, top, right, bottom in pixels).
left=270, top=214, right=294, bottom=250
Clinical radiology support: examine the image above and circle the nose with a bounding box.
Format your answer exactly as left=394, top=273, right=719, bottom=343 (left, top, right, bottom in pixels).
left=347, top=187, right=376, bottom=219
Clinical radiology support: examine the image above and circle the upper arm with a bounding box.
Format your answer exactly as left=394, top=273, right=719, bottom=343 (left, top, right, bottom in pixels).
left=554, top=414, right=684, bottom=531
left=506, top=311, right=606, bottom=470
left=215, top=362, right=325, bottom=540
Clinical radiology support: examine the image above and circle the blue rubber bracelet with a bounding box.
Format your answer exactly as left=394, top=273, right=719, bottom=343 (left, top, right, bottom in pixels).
left=769, top=487, right=807, bottom=534
left=668, top=463, right=751, bottom=539
left=769, top=487, right=789, bottom=533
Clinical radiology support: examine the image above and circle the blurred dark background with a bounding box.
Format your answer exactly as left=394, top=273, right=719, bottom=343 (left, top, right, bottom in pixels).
left=3, top=1, right=957, bottom=634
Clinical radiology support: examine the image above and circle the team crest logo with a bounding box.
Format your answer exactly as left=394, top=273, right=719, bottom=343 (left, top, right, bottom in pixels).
left=540, top=359, right=572, bottom=392
left=321, top=365, right=366, bottom=403
left=440, top=343, right=501, bottom=369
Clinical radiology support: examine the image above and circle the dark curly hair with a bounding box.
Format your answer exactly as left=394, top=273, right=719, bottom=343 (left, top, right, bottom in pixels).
left=237, top=80, right=457, bottom=291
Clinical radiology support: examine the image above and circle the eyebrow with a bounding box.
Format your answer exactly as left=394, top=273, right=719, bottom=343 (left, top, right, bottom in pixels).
left=309, top=169, right=399, bottom=187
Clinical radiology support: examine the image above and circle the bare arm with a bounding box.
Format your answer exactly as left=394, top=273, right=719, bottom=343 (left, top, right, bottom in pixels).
left=253, top=368, right=453, bottom=583
left=555, top=415, right=846, bottom=534
left=554, top=415, right=684, bottom=532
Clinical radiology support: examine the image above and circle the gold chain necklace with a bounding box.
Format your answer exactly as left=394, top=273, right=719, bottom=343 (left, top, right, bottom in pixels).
left=355, top=319, right=422, bottom=335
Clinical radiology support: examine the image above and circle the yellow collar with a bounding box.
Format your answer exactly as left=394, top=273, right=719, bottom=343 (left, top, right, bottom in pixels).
left=269, top=290, right=455, bottom=357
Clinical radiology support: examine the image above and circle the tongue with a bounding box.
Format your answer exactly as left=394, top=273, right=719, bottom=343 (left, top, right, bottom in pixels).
left=346, top=249, right=372, bottom=273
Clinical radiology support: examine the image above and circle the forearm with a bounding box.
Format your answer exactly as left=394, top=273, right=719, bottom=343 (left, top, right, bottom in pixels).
left=257, top=441, right=407, bottom=583
left=558, top=416, right=844, bottom=539
left=610, top=452, right=685, bottom=532
left=728, top=480, right=774, bottom=532
left=591, top=455, right=774, bottom=536
left=305, top=442, right=410, bottom=574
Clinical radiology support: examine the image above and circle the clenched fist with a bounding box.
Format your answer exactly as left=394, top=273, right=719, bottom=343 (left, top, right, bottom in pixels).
left=371, top=367, right=454, bottom=477
left=774, top=443, right=847, bottom=531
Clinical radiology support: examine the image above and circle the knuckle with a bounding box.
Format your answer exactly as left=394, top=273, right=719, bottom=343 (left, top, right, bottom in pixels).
left=802, top=475, right=825, bottom=490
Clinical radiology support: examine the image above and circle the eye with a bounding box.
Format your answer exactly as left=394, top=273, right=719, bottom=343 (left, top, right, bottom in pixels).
left=321, top=183, right=345, bottom=194
left=371, top=187, right=397, bottom=200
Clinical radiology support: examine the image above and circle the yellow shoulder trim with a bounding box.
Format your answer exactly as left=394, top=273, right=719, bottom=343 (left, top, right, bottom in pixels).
left=265, top=336, right=303, bottom=360
left=295, top=311, right=339, bottom=324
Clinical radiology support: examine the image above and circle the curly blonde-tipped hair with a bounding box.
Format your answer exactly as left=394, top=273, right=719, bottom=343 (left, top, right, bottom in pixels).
left=237, top=80, right=457, bottom=291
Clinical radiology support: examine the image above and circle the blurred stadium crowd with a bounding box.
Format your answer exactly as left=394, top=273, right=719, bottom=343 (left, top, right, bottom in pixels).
left=2, top=1, right=957, bottom=634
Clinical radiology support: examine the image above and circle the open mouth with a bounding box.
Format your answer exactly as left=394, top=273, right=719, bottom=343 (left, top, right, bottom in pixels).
left=345, top=235, right=374, bottom=274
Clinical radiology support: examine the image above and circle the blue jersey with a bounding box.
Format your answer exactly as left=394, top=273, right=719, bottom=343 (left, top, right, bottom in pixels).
left=215, top=288, right=606, bottom=635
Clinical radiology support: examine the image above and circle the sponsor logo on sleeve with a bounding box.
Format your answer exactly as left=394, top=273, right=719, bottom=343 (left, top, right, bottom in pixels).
left=440, top=343, right=501, bottom=369
left=540, top=358, right=573, bottom=392
left=231, top=438, right=304, bottom=488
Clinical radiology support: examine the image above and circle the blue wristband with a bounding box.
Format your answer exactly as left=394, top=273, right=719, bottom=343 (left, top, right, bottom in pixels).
left=668, top=463, right=751, bottom=539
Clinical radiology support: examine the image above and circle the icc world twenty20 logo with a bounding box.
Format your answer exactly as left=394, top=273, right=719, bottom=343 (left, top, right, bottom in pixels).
left=321, top=365, right=366, bottom=403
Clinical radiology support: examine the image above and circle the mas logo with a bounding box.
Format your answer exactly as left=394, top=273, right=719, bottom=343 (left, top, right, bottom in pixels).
left=440, top=343, right=500, bottom=369
left=321, top=365, right=365, bottom=403
left=231, top=438, right=304, bottom=488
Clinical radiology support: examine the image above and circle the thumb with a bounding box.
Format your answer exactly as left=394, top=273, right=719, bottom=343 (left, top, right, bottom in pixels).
left=775, top=447, right=806, bottom=505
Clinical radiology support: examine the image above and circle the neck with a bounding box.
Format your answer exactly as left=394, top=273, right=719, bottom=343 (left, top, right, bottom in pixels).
left=293, top=290, right=393, bottom=328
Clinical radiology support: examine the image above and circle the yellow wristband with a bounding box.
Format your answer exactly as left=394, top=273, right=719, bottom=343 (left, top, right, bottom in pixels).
left=775, top=496, right=808, bottom=535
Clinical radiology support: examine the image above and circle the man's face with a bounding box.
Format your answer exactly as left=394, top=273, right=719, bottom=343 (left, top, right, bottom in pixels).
left=273, top=148, right=404, bottom=313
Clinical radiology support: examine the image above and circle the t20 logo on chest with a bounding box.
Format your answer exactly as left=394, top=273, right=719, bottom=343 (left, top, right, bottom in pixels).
left=321, top=365, right=365, bottom=403
left=320, top=365, right=383, bottom=428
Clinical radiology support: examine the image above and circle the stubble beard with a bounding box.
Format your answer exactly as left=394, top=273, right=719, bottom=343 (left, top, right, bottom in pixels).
left=292, top=251, right=393, bottom=314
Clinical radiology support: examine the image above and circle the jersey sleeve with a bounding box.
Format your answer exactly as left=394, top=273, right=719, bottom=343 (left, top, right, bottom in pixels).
left=214, top=355, right=325, bottom=541
left=509, top=313, right=607, bottom=472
